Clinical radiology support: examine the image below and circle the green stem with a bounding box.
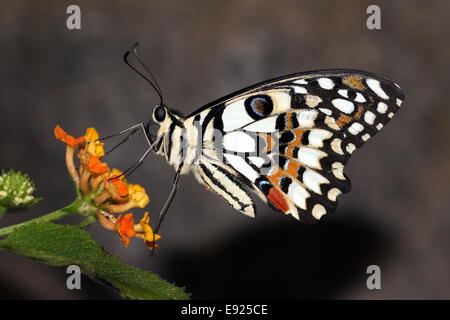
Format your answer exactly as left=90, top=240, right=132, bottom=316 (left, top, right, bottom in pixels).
left=0, top=198, right=85, bottom=237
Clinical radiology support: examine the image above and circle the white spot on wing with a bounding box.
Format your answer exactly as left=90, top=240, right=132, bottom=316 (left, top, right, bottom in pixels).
left=325, top=116, right=340, bottom=130
left=366, top=78, right=389, bottom=99
left=338, top=89, right=348, bottom=98
left=331, top=138, right=344, bottom=155
left=319, top=108, right=332, bottom=115
left=348, top=122, right=364, bottom=135
left=296, top=110, right=318, bottom=128
left=287, top=205, right=300, bottom=220
left=327, top=188, right=341, bottom=202
left=377, top=102, right=388, bottom=114
left=346, top=143, right=356, bottom=154
left=303, top=169, right=329, bottom=194
left=362, top=133, right=371, bottom=141
left=305, top=95, right=323, bottom=108
left=396, top=98, right=403, bottom=107
left=308, top=129, right=332, bottom=147
left=354, top=92, right=367, bottom=103
left=318, top=78, right=334, bottom=90
left=223, top=131, right=255, bottom=153
left=244, top=116, right=277, bottom=132
left=364, top=111, right=376, bottom=125
left=376, top=123, right=384, bottom=130
left=224, top=154, right=259, bottom=182
left=292, top=86, right=307, bottom=94
left=312, top=204, right=326, bottom=220
left=222, top=100, right=255, bottom=132
left=288, top=181, right=309, bottom=210
left=248, top=156, right=265, bottom=168
left=294, top=79, right=308, bottom=85
left=332, top=162, right=346, bottom=180
left=332, top=98, right=355, bottom=114
left=296, top=147, right=326, bottom=169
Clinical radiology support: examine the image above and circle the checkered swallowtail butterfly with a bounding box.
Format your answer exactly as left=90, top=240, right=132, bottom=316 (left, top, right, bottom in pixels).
left=115, top=49, right=405, bottom=229
left=131, top=69, right=405, bottom=224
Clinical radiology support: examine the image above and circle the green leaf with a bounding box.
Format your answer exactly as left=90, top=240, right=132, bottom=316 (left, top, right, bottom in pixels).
left=0, top=222, right=189, bottom=300
left=0, top=205, right=5, bottom=217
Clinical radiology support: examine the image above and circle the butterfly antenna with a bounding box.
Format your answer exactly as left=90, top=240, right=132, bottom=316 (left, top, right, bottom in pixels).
left=123, top=44, right=164, bottom=105
left=131, top=43, right=163, bottom=98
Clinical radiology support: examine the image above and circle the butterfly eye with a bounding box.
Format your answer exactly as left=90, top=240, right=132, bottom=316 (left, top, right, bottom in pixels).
left=153, top=105, right=166, bottom=122
left=244, top=95, right=273, bottom=120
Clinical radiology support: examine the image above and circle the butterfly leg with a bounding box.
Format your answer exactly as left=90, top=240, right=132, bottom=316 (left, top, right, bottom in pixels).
left=101, top=122, right=165, bottom=180
left=154, top=168, right=181, bottom=235
left=100, top=123, right=154, bottom=155
left=150, top=168, right=181, bottom=255
left=100, top=123, right=143, bottom=141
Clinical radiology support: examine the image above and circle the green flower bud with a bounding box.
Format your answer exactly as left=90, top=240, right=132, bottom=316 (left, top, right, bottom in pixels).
left=0, top=170, right=41, bottom=215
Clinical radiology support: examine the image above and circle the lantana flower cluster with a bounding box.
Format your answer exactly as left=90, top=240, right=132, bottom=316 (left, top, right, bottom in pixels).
left=54, top=125, right=160, bottom=249
left=0, top=170, right=40, bottom=214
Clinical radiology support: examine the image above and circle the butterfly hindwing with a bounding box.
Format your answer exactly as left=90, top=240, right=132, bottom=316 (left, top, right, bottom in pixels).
left=194, top=158, right=256, bottom=218
left=189, top=69, right=405, bottom=222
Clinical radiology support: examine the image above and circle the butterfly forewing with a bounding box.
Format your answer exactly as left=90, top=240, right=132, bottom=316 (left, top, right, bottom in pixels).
left=186, top=69, right=405, bottom=222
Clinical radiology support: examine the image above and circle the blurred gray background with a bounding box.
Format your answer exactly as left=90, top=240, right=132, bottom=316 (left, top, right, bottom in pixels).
left=0, top=0, right=449, bottom=299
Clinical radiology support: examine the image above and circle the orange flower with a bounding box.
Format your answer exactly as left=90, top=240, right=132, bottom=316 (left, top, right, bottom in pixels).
left=137, top=212, right=161, bottom=249
left=99, top=171, right=129, bottom=205
left=54, top=125, right=85, bottom=148
left=128, top=184, right=150, bottom=208
left=84, top=127, right=105, bottom=157
left=115, top=213, right=136, bottom=247
left=54, top=125, right=158, bottom=250
left=114, top=212, right=161, bottom=249
left=110, top=176, right=129, bottom=198
left=87, top=156, right=109, bottom=174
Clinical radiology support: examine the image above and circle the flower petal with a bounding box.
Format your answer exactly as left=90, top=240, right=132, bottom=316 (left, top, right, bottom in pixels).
left=85, top=128, right=100, bottom=141
left=139, top=212, right=161, bottom=249
left=54, top=125, right=85, bottom=148
left=88, top=156, right=109, bottom=174
left=128, top=184, right=150, bottom=208
left=84, top=128, right=105, bottom=157
left=111, top=178, right=129, bottom=197
left=115, top=213, right=136, bottom=247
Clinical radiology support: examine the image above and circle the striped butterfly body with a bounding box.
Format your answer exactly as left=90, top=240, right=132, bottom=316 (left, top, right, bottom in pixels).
left=149, top=69, right=405, bottom=223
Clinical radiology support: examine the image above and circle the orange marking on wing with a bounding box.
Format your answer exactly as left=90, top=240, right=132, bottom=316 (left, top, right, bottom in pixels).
left=342, top=75, right=366, bottom=90
left=284, top=129, right=305, bottom=145
left=336, top=114, right=352, bottom=128
left=286, top=112, right=295, bottom=129
left=267, top=168, right=284, bottom=187
left=268, top=187, right=289, bottom=213
left=258, top=133, right=275, bottom=153
left=354, top=106, right=364, bottom=120
left=284, top=145, right=296, bottom=157
left=286, top=160, right=300, bottom=177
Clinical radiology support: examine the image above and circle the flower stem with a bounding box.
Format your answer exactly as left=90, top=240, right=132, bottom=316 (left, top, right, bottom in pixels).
left=0, top=198, right=85, bottom=237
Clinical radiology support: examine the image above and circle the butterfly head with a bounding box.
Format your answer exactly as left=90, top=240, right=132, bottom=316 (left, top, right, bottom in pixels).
left=146, top=104, right=185, bottom=154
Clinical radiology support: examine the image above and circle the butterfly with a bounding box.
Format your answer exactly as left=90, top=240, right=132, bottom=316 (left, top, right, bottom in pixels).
left=113, top=45, right=405, bottom=231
